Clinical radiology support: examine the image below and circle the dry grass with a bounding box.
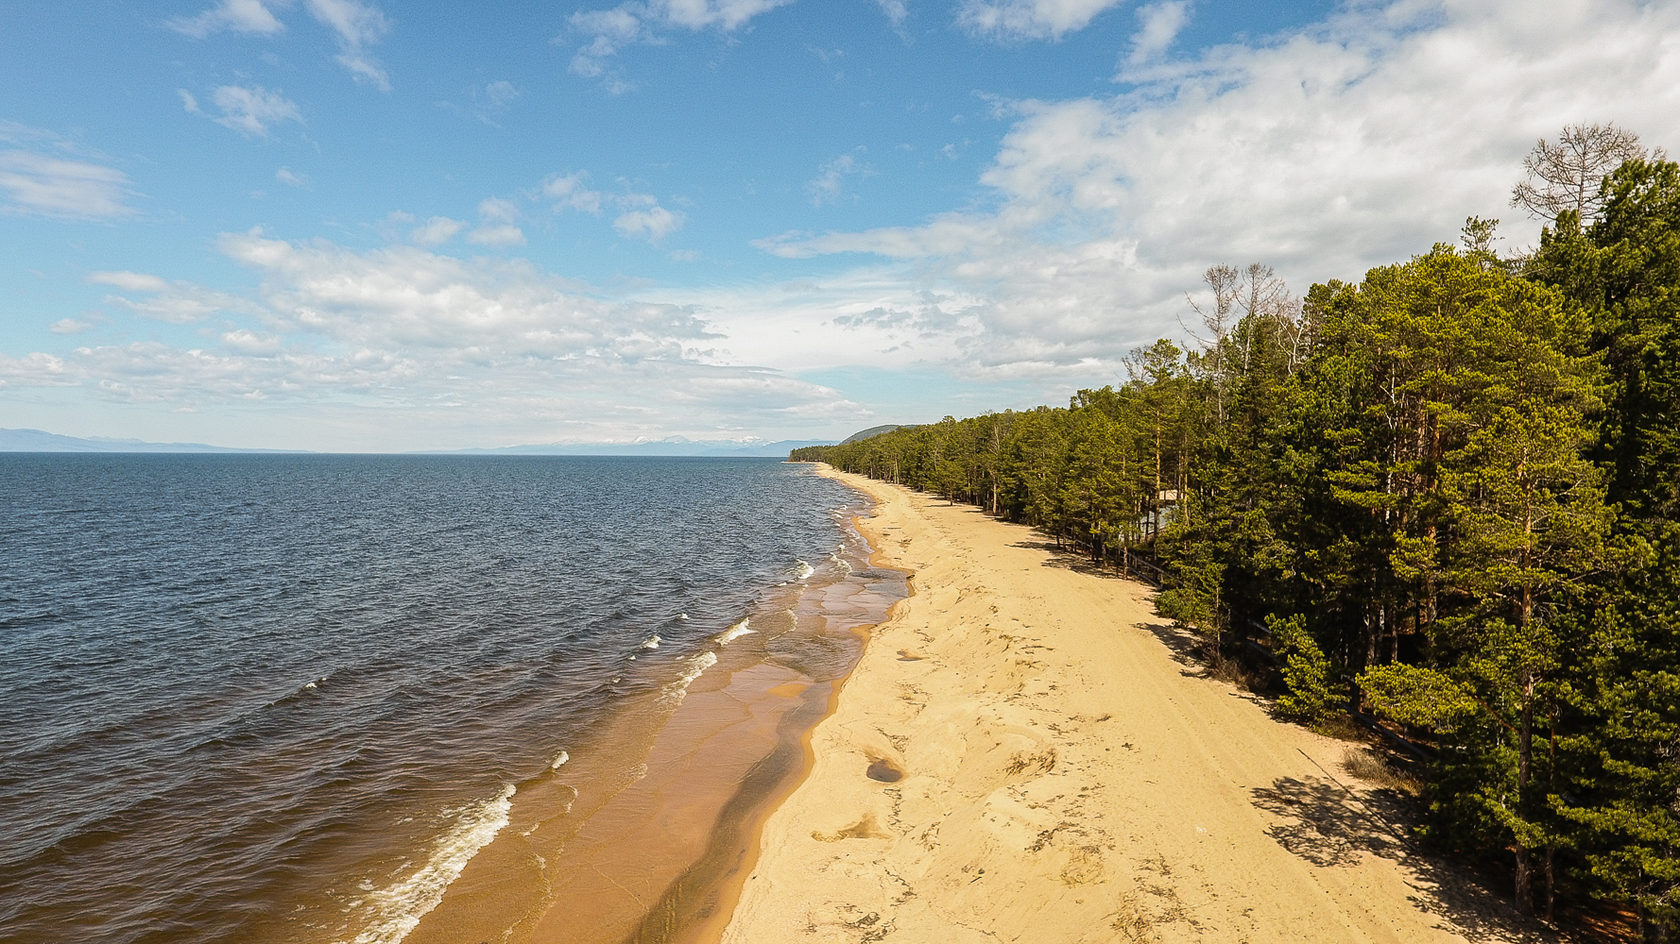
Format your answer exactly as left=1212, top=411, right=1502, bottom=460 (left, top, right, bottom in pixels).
left=1340, top=748, right=1424, bottom=796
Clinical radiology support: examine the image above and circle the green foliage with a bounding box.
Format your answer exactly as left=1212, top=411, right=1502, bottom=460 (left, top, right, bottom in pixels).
left=1358, top=662, right=1480, bottom=733
left=790, top=151, right=1680, bottom=929
left=1269, top=614, right=1338, bottom=722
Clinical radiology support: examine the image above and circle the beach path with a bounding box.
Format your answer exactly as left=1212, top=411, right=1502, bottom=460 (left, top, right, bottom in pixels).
left=718, top=468, right=1556, bottom=944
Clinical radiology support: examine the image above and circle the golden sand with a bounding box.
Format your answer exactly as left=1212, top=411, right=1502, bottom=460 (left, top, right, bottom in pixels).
left=718, top=467, right=1544, bottom=944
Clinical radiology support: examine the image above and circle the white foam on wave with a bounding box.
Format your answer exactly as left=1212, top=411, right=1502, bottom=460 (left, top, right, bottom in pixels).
left=345, top=783, right=515, bottom=944
left=794, top=559, right=815, bottom=581
left=717, top=618, right=755, bottom=645
left=659, top=650, right=718, bottom=707
left=828, top=551, right=853, bottom=575
left=639, top=635, right=660, bottom=650
left=676, top=613, right=690, bottom=621
left=549, top=750, right=569, bottom=770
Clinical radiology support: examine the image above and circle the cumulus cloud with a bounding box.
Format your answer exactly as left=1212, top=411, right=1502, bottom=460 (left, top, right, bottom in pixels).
left=611, top=194, right=682, bottom=241
left=171, top=0, right=391, bottom=89
left=303, top=0, right=391, bottom=88
left=50, top=318, right=93, bottom=335
left=207, top=229, right=708, bottom=353
left=956, top=0, right=1126, bottom=41
left=477, top=196, right=520, bottom=224
left=563, top=0, right=794, bottom=88
left=1128, top=0, right=1189, bottom=64
left=613, top=201, right=684, bottom=243
left=467, top=224, right=527, bottom=247
left=806, top=151, right=870, bottom=207
left=0, top=150, right=136, bottom=220
left=657, top=272, right=986, bottom=376
left=484, top=80, right=519, bottom=109
left=761, top=0, right=1680, bottom=382
left=409, top=216, right=464, bottom=246
left=88, top=270, right=261, bottom=324
left=168, top=0, right=285, bottom=38
left=184, top=85, right=304, bottom=136
left=542, top=172, right=605, bottom=214
left=5, top=233, right=865, bottom=447
left=220, top=328, right=284, bottom=355
left=466, top=197, right=525, bottom=246
left=539, top=171, right=682, bottom=243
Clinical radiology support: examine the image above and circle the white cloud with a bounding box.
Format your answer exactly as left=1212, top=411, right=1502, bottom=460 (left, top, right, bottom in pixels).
left=875, top=0, right=909, bottom=26
left=542, top=172, right=605, bottom=214
left=760, top=0, right=1680, bottom=381
left=89, top=271, right=170, bottom=293
left=172, top=0, right=391, bottom=89
left=409, top=216, right=465, bottom=246
left=50, top=318, right=93, bottom=335
left=1129, top=1, right=1189, bottom=64
left=89, top=270, right=260, bottom=324
left=207, top=230, right=707, bottom=354
left=188, top=85, right=304, bottom=136
left=275, top=166, right=311, bottom=188
left=564, top=0, right=794, bottom=87
left=539, top=171, right=682, bottom=243
left=0, top=151, right=136, bottom=220
left=465, top=198, right=526, bottom=246
left=477, top=196, right=521, bottom=224
left=956, top=0, right=1126, bottom=41
left=168, top=0, right=286, bottom=38
left=484, top=80, right=519, bottom=109
left=304, top=0, right=392, bottom=89
left=613, top=202, right=684, bottom=242
left=221, top=329, right=283, bottom=355
left=305, top=0, right=387, bottom=48
left=467, top=224, right=527, bottom=247
left=806, top=151, right=870, bottom=207
left=5, top=233, right=868, bottom=447
left=652, top=271, right=986, bottom=375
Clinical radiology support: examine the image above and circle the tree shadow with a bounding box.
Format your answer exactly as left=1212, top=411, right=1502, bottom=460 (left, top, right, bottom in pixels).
left=1007, top=537, right=1146, bottom=582
left=1131, top=618, right=1217, bottom=679
left=1251, top=775, right=1571, bottom=943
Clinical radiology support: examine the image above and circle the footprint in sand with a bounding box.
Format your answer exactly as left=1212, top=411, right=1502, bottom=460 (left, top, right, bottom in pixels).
left=867, top=757, right=906, bottom=783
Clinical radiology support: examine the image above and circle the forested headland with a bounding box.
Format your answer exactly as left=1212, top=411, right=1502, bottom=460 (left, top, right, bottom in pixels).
left=791, top=126, right=1680, bottom=939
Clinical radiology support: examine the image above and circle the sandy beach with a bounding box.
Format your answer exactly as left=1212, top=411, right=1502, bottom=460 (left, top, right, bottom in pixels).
left=719, top=466, right=1557, bottom=944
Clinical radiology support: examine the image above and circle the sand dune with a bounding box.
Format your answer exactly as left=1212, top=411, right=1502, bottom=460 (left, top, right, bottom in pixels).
left=720, top=467, right=1559, bottom=944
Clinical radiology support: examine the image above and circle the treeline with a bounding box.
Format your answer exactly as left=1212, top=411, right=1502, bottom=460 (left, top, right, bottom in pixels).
left=792, top=131, right=1680, bottom=936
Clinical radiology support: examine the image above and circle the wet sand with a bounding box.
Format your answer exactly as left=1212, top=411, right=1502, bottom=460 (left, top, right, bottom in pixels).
left=718, top=467, right=1559, bottom=944
left=399, top=503, right=905, bottom=944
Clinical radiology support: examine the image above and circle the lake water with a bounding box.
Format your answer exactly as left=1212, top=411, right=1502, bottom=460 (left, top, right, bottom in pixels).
left=0, top=454, right=902, bottom=944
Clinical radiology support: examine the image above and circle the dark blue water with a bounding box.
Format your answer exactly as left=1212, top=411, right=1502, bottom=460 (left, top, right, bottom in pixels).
left=0, top=455, right=876, bottom=944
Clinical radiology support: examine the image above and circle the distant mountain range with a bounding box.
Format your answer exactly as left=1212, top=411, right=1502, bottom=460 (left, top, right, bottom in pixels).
left=0, top=428, right=296, bottom=454
left=839, top=424, right=904, bottom=444
left=0, top=427, right=835, bottom=458
left=423, top=437, right=837, bottom=458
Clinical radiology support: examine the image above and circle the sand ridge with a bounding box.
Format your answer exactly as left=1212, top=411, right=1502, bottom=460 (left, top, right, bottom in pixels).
left=719, top=467, right=1559, bottom=944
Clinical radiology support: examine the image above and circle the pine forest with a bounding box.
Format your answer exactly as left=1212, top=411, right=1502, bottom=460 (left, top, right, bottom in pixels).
left=791, top=126, right=1680, bottom=939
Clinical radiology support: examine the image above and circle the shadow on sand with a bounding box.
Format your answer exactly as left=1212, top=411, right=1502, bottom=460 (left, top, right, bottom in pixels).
left=1008, top=534, right=1148, bottom=582
left=1251, top=776, right=1571, bottom=943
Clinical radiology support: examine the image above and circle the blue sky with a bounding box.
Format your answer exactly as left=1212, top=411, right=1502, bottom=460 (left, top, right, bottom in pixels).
left=4, top=0, right=1679, bottom=451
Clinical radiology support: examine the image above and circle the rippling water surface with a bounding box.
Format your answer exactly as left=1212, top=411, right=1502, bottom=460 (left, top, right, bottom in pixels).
left=0, top=455, right=878, bottom=944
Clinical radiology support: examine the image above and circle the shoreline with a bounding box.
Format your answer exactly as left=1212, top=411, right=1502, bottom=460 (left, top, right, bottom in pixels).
left=716, top=465, right=1551, bottom=944
left=661, top=467, right=925, bottom=944
left=396, top=467, right=906, bottom=944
